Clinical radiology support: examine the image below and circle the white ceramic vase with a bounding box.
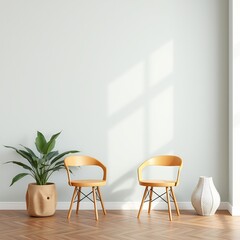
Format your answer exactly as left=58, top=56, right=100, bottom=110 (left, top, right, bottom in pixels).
left=191, top=176, right=220, bottom=216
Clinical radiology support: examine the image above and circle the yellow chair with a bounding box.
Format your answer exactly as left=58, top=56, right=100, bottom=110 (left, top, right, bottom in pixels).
left=64, top=155, right=107, bottom=220
left=137, top=155, right=182, bottom=221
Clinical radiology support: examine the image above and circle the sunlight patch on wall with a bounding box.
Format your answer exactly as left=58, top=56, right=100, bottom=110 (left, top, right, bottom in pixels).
left=110, top=177, right=136, bottom=196
left=142, top=166, right=178, bottom=183
left=108, top=107, right=144, bottom=184
left=149, top=40, right=173, bottom=87
left=107, top=40, right=175, bottom=199
left=108, top=61, right=144, bottom=116
left=148, top=86, right=174, bottom=154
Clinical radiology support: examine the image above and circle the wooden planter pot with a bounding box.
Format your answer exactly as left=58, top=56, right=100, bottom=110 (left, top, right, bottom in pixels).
left=26, top=183, right=57, bottom=217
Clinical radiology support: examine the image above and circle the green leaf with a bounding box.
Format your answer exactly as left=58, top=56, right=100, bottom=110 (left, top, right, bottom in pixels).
left=18, top=150, right=33, bottom=160
left=50, top=150, right=79, bottom=164
left=44, top=132, right=61, bottom=154
left=39, top=163, right=49, bottom=169
left=35, top=131, right=47, bottom=154
left=5, top=132, right=79, bottom=186
left=6, top=161, right=33, bottom=171
left=45, top=166, right=63, bottom=174
left=20, top=145, right=37, bottom=158
left=54, top=161, right=64, bottom=167
left=18, top=150, right=37, bottom=168
left=5, top=146, right=39, bottom=170
left=46, top=162, right=65, bottom=173
left=30, top=157, right=39, bottom=169
left=10, top=173, right=30, bottom=186
left=5, top=146, right=33, bottom=162
left=4, top=145, right=19, bottom=151
left=46, top=151, right=59, bottom=161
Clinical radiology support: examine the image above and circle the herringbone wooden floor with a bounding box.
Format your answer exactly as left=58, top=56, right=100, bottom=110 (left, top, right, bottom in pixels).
left=0, top=210, right=239, bottom=240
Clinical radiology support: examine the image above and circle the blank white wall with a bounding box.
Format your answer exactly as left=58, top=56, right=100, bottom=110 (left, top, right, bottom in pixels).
left=0, top=0, right=228, bottom=204
left=229, top=0, right=240, bottom=215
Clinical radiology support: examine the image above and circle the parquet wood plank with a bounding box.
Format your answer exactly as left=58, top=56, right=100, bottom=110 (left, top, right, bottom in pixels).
left=0, top=210, right=239, bottom=240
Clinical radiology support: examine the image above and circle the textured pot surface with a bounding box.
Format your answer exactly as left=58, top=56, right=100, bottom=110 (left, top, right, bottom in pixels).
left=26, top=183, right=57, bottom=217
left=191, top=176, right=220, bottom=216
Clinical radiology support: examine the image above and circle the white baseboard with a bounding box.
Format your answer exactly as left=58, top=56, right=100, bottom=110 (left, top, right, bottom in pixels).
left=226, top=202, right=240, bottom=216
left=0, top=201, right=230, bottom=212
left=0, top=202, right=26, bottom=210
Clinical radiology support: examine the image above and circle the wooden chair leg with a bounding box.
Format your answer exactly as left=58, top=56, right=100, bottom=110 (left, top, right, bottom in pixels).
left=137, top=186, right=148, bottom=218
left=92, top=187, right=98, bottom=221
left=97, top=187, right=106, bottom=215
left=68, top=187, right=78, bottom=219
left=148, top=187, right=153, bottom=214
left=170, top=187, right=180, bottom=216
left=166, top=187, right=172, bottom=221
left=76, top=187, right=81, bottom=215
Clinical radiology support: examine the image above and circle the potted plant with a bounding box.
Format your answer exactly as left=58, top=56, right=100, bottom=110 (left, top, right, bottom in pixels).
left=5, top=131, right=79, bottom=217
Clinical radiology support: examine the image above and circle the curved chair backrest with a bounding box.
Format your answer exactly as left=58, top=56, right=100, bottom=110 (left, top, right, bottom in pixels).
left=138, top=155, right=183, bottom=186
left=64, top=155, right=107, bottom=185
